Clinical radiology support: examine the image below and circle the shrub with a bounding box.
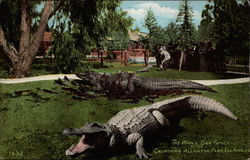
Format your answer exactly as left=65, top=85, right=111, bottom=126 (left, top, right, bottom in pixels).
left=49, top=32, right=85, bottom=73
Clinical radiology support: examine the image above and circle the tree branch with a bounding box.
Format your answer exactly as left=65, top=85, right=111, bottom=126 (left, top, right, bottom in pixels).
left=0, top=26, right=18, bottom=65
left=28, top=0, right=53, bottom=57
left=19, top=0, right=31, bottom=54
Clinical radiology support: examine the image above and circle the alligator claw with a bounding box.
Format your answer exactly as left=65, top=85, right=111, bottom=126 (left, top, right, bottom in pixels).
left=137, top=150, right=151, bottom=159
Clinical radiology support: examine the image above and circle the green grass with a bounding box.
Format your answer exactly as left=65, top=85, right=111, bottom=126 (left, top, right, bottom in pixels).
left=226, top=56, right=248, bottom=65
left=91, top=64, right=247, bottom=80
left=29, top=59, right=56, bottom=77
left=2, top=60, right=248, bottom=80
left=226, top=65, right=249, bottom=73
left=138, top=68, right=247, bottom=80
left=0, top=80, right=249, bottom=160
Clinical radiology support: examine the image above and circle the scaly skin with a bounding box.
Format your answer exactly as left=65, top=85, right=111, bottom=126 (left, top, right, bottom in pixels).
left=63, top=96, right=237, bottom=159
left=76, top=71, right=216, bottom=95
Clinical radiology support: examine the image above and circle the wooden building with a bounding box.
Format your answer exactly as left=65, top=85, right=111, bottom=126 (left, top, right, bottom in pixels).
left=37, top=32, right=52, bottom=57
left=89, top=31, right=147, bottom=62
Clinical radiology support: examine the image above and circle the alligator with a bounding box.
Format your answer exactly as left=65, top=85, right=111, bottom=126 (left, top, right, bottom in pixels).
left=63, top=95, right=237, bottom=159
left=76, top=71, right=216, bottom=97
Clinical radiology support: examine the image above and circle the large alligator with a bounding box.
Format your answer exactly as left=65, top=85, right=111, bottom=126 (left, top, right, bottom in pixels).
left=76, top=71, right=216, bottom=96
left=63, top=95, right=237, bottom=159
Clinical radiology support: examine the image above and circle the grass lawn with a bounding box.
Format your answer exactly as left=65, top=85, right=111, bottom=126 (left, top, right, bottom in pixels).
left=25, top=61, right=248, bottom=80
left=93, top=63, right=247, bottom=80
left=0, top=79, right=249, bottom=160
left=226, top=65, right=249, bottom=73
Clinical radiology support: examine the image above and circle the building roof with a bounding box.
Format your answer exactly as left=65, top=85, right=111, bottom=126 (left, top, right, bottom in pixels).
left=128, top=30, right=147, bottom=41
left=107, top=31, right=147, bottom=42
left=42, top=31, right=147, bottom=42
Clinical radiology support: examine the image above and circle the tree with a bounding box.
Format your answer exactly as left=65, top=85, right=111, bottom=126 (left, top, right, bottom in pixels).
left=176, top=0, right=196, bottom=70
left=105, top=33, right=130, bottom=51
left=92, top=7, right=133, bottom=67
left=0, top=0, right=132, bottom=77
left=0, top=0, right=55, bottom=77
left=66, top=0, right=133, bottom=67
left=200, top=0, right=250, bottom=72
left=48, top=21, right=90, bottom=73
left=144, top=8, right=158, bottom=53
left=145, top=8, right=157, bottom=34
left=165, top=22, right=180, bottom=44
left=213, top=0, right=249, bottom=55
left=237, top=0, right=250, bottom=73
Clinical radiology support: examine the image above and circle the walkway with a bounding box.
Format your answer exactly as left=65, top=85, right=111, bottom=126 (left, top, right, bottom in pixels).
left=0, top=74, right=249, bottom=86
left=0, top=74, right=80, bottom=84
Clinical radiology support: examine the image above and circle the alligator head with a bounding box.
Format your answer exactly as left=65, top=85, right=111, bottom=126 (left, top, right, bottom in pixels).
left=63, top=122, right=111, bottom=156
left=76, top=70, right=103, bottom=86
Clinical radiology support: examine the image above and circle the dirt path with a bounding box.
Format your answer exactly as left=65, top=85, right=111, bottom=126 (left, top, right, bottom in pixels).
left=0, top=74, right=249, bottom=86
left=0, top=74, right=80, bottom=84
left=192, top=77, right=249, bottom=86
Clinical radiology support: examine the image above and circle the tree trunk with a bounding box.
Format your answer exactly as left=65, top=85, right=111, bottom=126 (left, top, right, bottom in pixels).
left=120, top=50, right=123, bottom=65
left=19, top=0, right=31, bottom=54
left=100, top=51, right=103, bottom=67
left=179, top=51, right=184, bottom=71
left=124, top=50, right=128, bottom=66
left=0, top=27, right=18, bottom=67
left=144, top=50, right=149, bottom=66
left=12, top=1, right=52, bottom=77
left=13, top=52, right=35, bottom=78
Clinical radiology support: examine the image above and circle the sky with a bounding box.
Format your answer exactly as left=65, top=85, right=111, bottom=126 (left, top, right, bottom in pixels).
left=120, top=1, right=208, bottom=33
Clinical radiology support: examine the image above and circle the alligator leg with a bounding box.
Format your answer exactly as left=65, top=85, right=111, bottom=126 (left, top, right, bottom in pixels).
left=136, top=136, right=150, bottom=159
left=151, top=110, right=171, bottom=127
left=126, top=133, right=150, bottom=159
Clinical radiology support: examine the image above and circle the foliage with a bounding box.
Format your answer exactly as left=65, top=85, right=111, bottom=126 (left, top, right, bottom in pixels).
left=141, top=27, right=170, bottom=55
left=200, top=0, right=250, bottom=58
left=149, top=26, right=168, bottom=47
left=198, top=3, right=214, bottom=42
left=0, top=69, right=9, bottom=78
left=0, top=0, right=20, bottom=49
left=165, top=22, right=180, bottom=43
left=144, top=8, right=157, bottom=34
left=98, top=8, right=133, bottom=51
left=58, top=0, right=133, bottom=67
left=64, top=0, right=133, bottom=49
left=0, top=60, right=11, bottom=78
left=49, top=31, right=84, bottom=73
left=104, top=33, right=130, bottom=51
left=143, top=9, right=157, bottom=53
left=0, top=0, right=132, bottom=76
left=0, top=0, right=43, bottom=49
left=176, top=0, right=196, bottom=51
left=0, top=54, right=11, bottom=78
left=198, top=23, right=214, bottom=43
left=143, top=9, right=171, bottom=55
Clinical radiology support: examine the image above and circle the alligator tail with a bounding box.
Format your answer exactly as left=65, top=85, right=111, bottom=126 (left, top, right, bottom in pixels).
left=140, top=79, right=216, bottom=93
left=187, top=96, right=237, bottom=120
